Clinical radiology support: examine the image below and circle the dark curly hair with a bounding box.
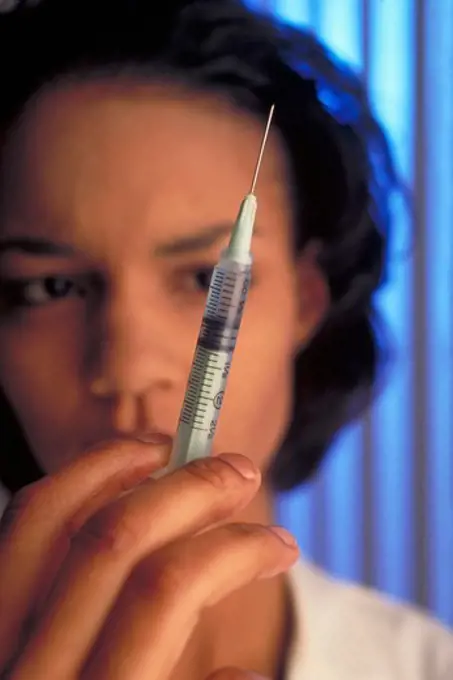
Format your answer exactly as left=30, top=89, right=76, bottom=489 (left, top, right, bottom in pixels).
left=0, top=0, right=397, bottom=494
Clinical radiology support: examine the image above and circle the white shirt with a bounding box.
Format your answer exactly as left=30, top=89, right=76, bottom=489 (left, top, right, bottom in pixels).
left=285, top=561, right=453, bottom=679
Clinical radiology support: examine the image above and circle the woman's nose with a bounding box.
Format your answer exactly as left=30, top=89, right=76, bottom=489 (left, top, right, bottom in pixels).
left=87, top=287, right=185, bottom=399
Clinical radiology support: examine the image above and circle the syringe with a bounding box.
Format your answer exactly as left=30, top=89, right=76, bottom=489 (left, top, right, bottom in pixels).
left=159, top=105, right=275, bottom=475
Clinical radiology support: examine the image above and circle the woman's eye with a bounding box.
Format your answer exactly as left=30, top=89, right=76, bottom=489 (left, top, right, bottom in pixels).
left=193, top=267, right=214, bottom=291
left=0, top=275, right=86, bottom=309
left=181, top=266, right=214, bottom=293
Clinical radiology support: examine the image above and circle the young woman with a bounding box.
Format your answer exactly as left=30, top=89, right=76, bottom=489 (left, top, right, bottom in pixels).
left=0, top=1, right=451, bottom=678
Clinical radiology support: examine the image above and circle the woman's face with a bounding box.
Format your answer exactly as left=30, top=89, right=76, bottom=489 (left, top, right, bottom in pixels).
left=0, top=80, right=327, bottom=478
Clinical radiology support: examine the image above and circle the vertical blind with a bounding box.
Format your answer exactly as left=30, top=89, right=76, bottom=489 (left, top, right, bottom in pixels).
left=245, top=0, right=453, bottom=626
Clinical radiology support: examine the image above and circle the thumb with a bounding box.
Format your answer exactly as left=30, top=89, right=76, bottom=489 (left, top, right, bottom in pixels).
left=205, top=668, right=270, bottom=680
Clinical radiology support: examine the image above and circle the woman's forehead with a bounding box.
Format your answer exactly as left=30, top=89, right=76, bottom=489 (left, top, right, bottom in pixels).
left=7, top=79, right=287, bottom=187
left=0, top=80, right=294, bottom=251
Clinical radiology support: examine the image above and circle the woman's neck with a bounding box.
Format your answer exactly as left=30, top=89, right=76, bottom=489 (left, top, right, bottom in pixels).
left=169, top=484, right=295, bottom=680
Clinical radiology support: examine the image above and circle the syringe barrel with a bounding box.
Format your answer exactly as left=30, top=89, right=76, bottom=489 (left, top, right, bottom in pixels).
left=198, top=254, right=251, bottom=352
left=166, top=256, right=252, bottom=472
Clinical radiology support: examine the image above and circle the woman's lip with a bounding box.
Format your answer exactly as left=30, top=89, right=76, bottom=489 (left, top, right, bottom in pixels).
left=135, top=433, right=174, bottom=446
left=84, top=433, right=174, bottom=451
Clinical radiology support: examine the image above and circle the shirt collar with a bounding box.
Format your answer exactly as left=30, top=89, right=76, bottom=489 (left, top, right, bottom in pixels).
left=284, top=560, right=387, bottom=680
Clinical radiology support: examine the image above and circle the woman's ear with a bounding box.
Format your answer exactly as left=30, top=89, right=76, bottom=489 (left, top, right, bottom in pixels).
left=293, top=241, right=330, bottom=352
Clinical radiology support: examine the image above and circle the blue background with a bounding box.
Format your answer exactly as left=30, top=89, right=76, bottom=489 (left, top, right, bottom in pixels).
left=245, top=0, right=453, bottom=627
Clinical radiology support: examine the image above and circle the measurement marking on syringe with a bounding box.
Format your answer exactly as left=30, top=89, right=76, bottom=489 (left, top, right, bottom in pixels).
left=189, top=382, right=214, bottom=393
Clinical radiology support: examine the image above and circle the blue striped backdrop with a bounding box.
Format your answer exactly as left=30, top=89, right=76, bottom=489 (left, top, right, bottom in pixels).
left=245, top=0, right=453, bottom=627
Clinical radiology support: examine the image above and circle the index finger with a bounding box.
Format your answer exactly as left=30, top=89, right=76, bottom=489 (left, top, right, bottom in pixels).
left=0, top=440, right=169, bottom=669
left=11, top=455, right=261, bottom=678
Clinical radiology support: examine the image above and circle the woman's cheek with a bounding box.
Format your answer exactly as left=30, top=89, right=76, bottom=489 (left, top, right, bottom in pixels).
left=213, top=295, right=296, bottom=466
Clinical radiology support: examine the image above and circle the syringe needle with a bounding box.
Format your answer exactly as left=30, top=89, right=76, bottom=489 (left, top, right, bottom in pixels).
left=250, top=104, right=275, bottom=194
left=226, top=105, right=275, bottom=262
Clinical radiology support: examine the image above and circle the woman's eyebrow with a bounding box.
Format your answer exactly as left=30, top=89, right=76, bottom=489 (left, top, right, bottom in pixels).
left=0, top=237, right=76, bottom=257
left=153, top=224, right=233, bottom=257
left=0, top=223, right=258, bottom=259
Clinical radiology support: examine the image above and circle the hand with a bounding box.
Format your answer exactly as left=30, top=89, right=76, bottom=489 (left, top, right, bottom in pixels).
left=0, top=442, right=298, bottom=679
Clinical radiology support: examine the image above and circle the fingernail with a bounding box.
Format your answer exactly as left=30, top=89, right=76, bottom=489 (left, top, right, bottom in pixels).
left=269, top=525, right=298, bottom=547
left=217, top=453, right=259, bottom=480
